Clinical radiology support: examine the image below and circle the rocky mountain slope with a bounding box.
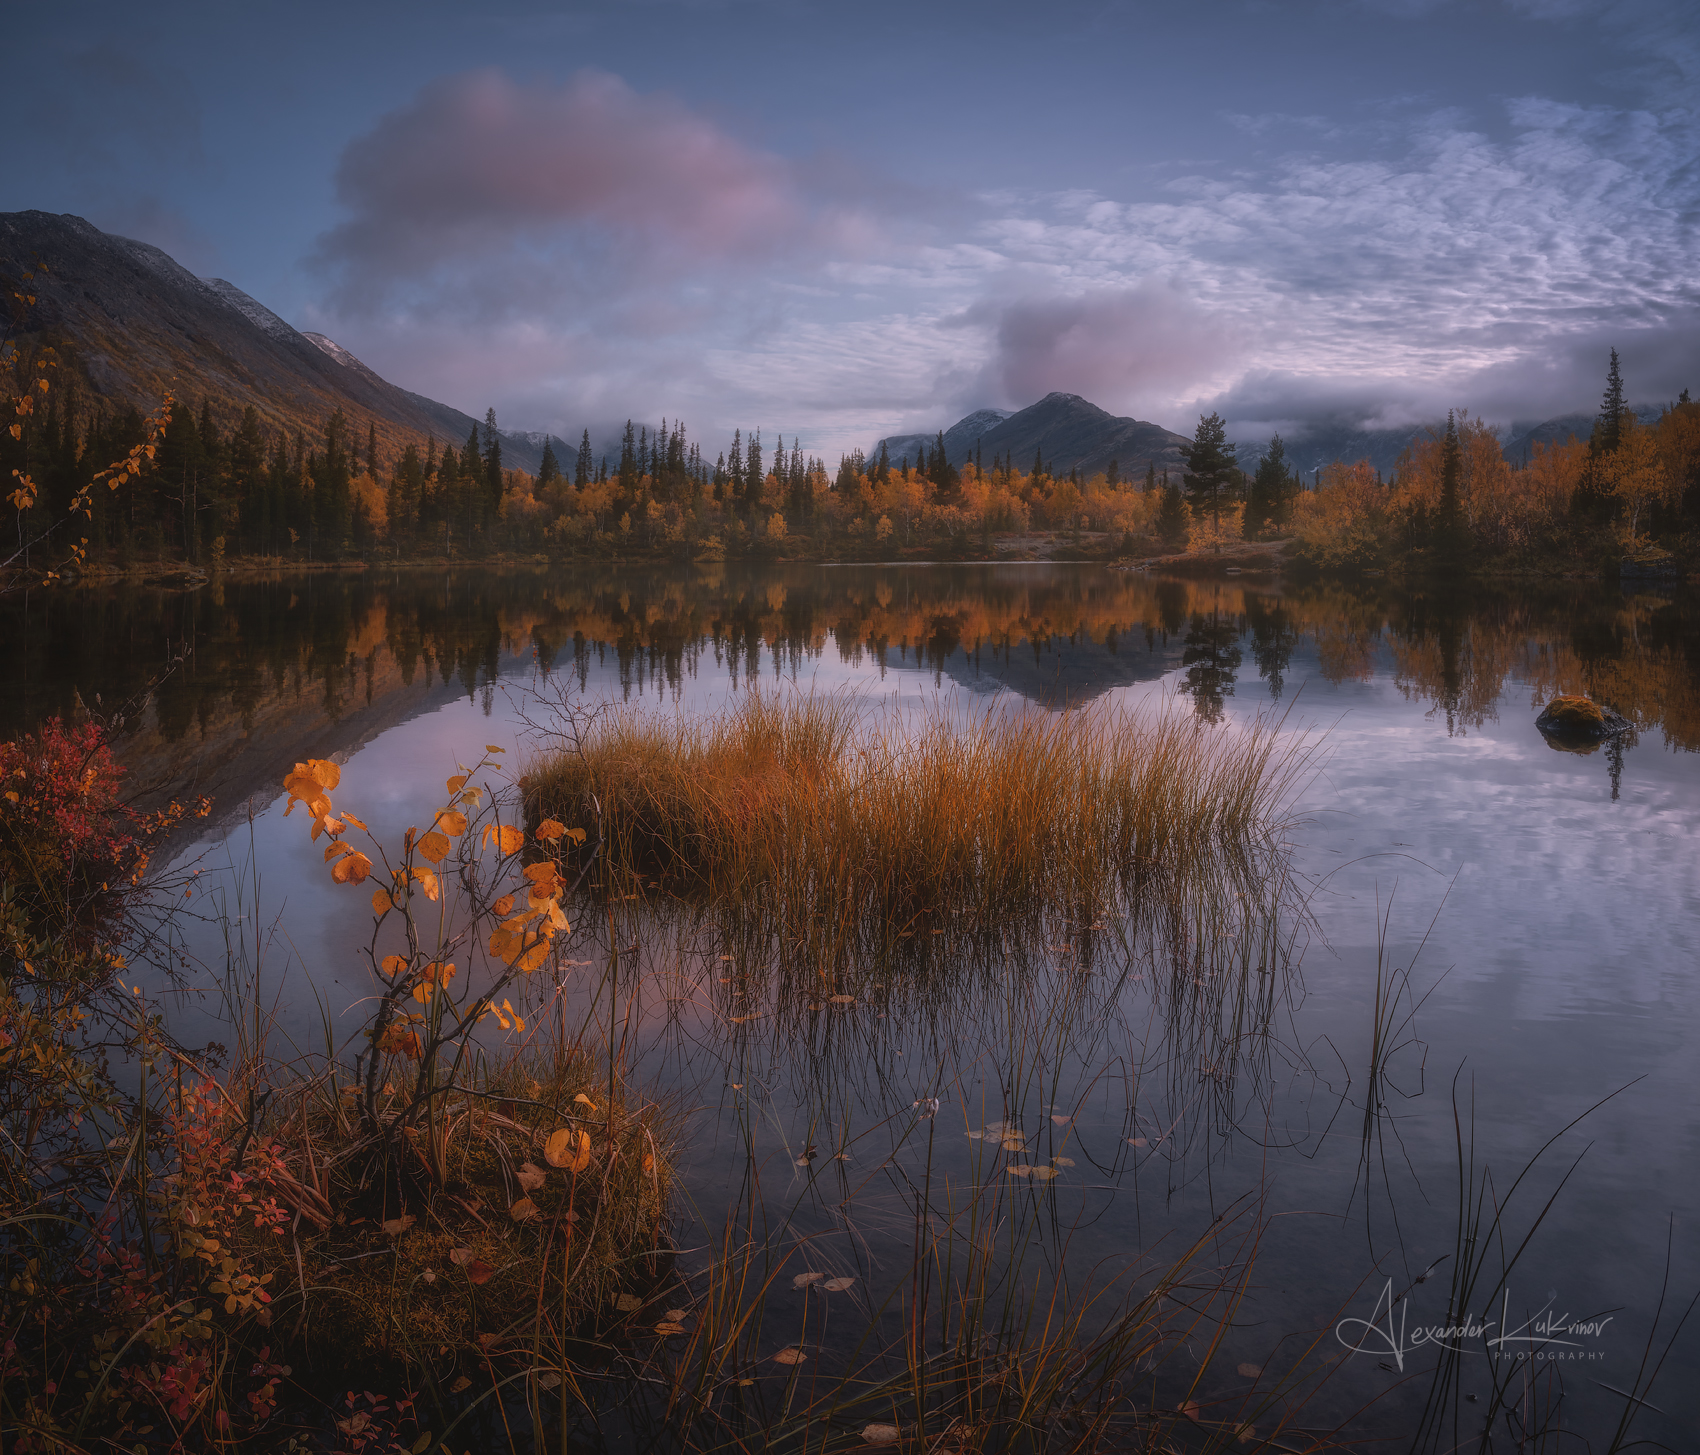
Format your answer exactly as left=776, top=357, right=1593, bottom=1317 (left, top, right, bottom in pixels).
left=0, top=210, right=569, bottom=474
left=876, top=393, right=1190, bottom=481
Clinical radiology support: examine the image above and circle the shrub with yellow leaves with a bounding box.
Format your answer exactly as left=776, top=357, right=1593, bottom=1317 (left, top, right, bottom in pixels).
left=277, top=746, right=588, bottom=1181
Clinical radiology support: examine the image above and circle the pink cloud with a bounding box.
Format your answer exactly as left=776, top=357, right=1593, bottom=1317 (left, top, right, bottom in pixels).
left=971, top=283, right=1242, bottom=414
left=314, top=68, right=812, bottom=311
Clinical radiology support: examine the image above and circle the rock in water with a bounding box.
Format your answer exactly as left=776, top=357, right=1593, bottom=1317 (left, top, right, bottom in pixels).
left=1535, top=695, right=1627, bottom=740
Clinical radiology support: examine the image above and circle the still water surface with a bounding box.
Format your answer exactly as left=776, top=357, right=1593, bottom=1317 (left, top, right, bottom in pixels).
left=5, top=563, right=1698, bottom=1444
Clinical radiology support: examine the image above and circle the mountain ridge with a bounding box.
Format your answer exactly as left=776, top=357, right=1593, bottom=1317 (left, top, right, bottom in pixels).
left=0, top=210, right=569, bottom=475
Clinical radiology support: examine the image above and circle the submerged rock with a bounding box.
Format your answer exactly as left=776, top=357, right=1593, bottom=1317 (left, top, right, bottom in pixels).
left=1535, top=694, right=1629, bottom=741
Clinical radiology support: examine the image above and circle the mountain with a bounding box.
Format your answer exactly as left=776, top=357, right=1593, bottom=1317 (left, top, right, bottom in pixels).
left=0, top=211, right=570, bottom=475
left=871, top=409, right=1012, bottom=470
left=1255, top=404, right=1667, bottom=479
left=875, top=394, right=1190, bottom=481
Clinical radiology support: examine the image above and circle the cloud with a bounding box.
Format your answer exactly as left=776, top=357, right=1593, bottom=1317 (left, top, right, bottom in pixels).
left=312, top=68, right=840, bottom=318
left=302, top=52, right=1699, bottom=458
left=964, top=284, right=1242, bottom=414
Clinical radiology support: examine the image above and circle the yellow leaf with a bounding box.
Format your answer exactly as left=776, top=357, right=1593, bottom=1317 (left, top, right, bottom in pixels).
left=536, top=819, right=566, bottom=842
left=332, top=852, right=372, bottom=885
left=446, top=774, right=468, bottom=794
left=493, top=893, right=514, bottom=916
left=411, top=867, right=439, bottom=901
left=417, top=831, right=450, bottom=864
left=497, top=824, right=525, bottom=854
left=654, top=1322, right=685, bottom=1336
left=382, top=954, right=410, bottom=977
left=509, top=1197, right=539, bottom=1222
left=544, top=1127, right=592, bottom=1172
left=372, top=887, right=393, bottom=915
left=437, top=810, right=468, bottom=836
left=573, top=1093, right=597, bottom=1110
left=341, top=811, right=369, bottom=831
left=324, top=841, right=351, bottom=862
left=485, top=744, right=504, bottom=753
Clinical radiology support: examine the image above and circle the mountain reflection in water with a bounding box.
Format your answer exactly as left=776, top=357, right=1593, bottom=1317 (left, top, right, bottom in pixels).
left=3, top=564, right=1694, bottom=812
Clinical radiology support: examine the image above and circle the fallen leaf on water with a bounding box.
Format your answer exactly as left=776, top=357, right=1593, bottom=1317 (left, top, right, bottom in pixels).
left=771, top=1348, right=807, bottom=1365
left=615, top=1293, right=644, bottom=1313
left=537, top=1371, right=561, bottom=1390
left=380, top=1214, right=415, bottom=1236
left=792, top=1272, right=825, bottom=1289
left=822, top=1277, right=856, bottom=1292
left=737, top=1378, right=755, bottom=1387
left=965, top=1130, right=984, bottom=1140
left=654, top=1322, right=686, bottom=1336
left=861, top=1424, right=901, bottom=1446
left=1181, top=1400, right=1201, bottom=1421
left=1128, top=1137, right=1148, bottom=1148
left=1006, top=1164, right=1034, bottom=1177
left=1028, top=1166, right=1060, bottom=1181
left=1001, top=1137, right=1025, bottom=1152
left=1237, top=1423, right=1257, bottom=1445
left=510, top=1198, right=539, bottom=1222
left=829, top=994, right=855, bottom=1004
left=450, top=1376, right=472, bottom=1394
left=1053, top=1156, right=1075, bottom=1167
left=664, top=1308, right=690, bottom=1321
left=517, top=1162, right=547, bottom=1192
left=1237, top=1362, right=1262, bottom=1378
left=1051, top=1114, right=1070, bottom=1125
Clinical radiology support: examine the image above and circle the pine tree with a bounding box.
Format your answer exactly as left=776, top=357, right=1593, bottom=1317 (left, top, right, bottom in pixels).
left=1158, top=479, right=1187, bottom=544
left=1106, top=459, right=1119, bottom=489
left=1434, top=411, right=1468, bottom=568
left=1595, top=348, right=1627, bottom=455
left=366, top=421, right=379, bottom=479
left=538, top=438, right=560, bottom=487
left=483, top=408, right=503, bottom=517
left=1145, top=461, right=1157, bottom=494
left=1245, top=434, right=1291, bottom=540
left=1181, top=412, right=1238, bottom=533
left=575, top=430, right=592, bottom=488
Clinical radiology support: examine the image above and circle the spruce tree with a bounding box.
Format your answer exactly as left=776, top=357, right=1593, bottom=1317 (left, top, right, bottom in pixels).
left=1595, top=348, right=1627, bottom=455
left=575, top=430, right=592, bottom=488
left=538, top=438, right=559, bottom=487
left=1434, top=411, right=1468, bottom=568
left=1145, top=460, right=1156, bottom=494
left=483, top=407, right=503, bottom=517
left=1245, top=434, right=1291, bottom=540
left=1158, top=479, right=1187, bottom=544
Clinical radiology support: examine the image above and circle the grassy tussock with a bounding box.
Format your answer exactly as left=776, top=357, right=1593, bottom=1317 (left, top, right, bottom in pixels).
left=524, top=692, right=1306, bottom=963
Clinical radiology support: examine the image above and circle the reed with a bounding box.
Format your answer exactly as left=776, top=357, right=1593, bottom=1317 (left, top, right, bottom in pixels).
left=523, top=691, right=1311, bottom=984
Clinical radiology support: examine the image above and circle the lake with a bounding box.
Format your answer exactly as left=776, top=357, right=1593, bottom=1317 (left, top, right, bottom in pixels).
left=5, top=562, right=1697, bottom=1446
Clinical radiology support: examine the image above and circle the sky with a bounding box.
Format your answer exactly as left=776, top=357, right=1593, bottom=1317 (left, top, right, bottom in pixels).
left=5, top=0, right=1697, bottom=458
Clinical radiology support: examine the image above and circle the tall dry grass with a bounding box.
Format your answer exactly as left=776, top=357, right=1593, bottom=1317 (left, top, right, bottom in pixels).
left=523, top=691, right=1311, bottom=982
